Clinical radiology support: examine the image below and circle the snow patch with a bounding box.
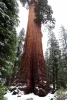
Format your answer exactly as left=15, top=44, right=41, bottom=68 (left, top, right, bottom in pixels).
left=4, top=92, right=54, bottom=100
left=43, top=81, right=47, bottom=83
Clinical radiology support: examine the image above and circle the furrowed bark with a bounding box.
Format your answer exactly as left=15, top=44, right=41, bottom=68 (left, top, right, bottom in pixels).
left=13, top=3, right=49, bottom=96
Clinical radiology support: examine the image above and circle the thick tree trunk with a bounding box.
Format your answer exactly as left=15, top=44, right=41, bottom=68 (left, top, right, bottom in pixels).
left=13, top=3, right=49, bottom=96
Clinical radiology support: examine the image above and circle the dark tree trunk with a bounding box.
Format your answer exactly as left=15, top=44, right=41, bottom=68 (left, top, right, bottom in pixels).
left=5, top=76, right=10, bottom=86
left=11, top=63, right=16, bottom=84
left=53, top=64, right=55, bottom=92
left=13, top=3, right=49, bottom=96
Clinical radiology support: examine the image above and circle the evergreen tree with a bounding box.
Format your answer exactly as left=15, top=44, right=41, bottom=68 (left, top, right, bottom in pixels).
left=0, top=0, right=19, bottom=85
left=46, top=26, right=67, bottom=89
left=59, top=26, right=67, bottom=61
left=58, top=25, right=67, bottom=87
left=11, top=28, right=25, bottom=84
left=12, top=0, right=54, bottom=96
left=46, top=28, right=61, bottom=91
left=17, top=28, right=25, bottom=59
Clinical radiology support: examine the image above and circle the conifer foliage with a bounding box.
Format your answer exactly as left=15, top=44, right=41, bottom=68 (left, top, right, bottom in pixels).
left=0, top=0, right=19, bottom=84
left=20, top=0, right=54, bottom=23
left=34, top=0, right=54, bottom=23
left=46, top=26, right=67, bottom=90
left=45, top=28, right=61, bottom=91
left=11, top=28, right=25, bottom=84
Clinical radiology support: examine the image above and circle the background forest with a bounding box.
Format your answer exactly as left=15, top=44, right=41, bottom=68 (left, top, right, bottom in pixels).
left=0, top=0, right=67, bottom=100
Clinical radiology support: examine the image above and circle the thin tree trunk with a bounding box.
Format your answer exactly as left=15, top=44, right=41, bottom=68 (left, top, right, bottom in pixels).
left=55, top=58, right=58, bottom=89
left=11, top=63, right=16, bottom=84
left=13, top=3, right=49, bottom=96
left=53, top=64, right=55, bottom=92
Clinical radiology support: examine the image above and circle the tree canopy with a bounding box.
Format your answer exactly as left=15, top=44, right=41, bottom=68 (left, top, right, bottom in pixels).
left=46, top=30, right=61, bottom=90
left=46, top=26, right=67, bottom=89
left=20, top=0, right=55, bottom=24
left=0, top=0, right=19, bottom=83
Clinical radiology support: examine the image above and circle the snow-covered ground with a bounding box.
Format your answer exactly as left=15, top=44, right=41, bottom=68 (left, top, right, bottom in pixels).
left=4, top=91, right=54, bottom=100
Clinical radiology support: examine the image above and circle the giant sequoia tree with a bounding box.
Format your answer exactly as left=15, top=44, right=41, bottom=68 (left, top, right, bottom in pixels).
left=13, top=0, right=54, bottom=96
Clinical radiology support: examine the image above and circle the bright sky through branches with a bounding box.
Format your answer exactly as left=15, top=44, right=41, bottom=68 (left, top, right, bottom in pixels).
left=17, top=0, right=67, bottom=53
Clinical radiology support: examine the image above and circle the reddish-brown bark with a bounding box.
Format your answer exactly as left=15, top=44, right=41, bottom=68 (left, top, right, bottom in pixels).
left=13, top=3, right=49, bottom=96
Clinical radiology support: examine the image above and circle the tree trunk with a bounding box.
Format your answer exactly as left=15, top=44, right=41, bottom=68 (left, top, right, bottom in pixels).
left=13, top=3, right=49, bottom=96
left=11, top=63, right=16, bottom=85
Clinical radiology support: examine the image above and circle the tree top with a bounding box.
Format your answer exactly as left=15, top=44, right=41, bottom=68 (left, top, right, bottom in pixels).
left=20, top=0, right=55, bottom=24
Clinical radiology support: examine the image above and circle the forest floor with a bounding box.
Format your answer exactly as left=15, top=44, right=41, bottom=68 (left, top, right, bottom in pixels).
left=4, top=91, right=54, bottom=100
left=4, top=86, right=67, bottom=100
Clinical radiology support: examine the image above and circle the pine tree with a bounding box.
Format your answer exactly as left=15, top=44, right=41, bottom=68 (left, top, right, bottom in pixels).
left=58, top=25, right=67, bottom=88
left=0, top=0, right=19, bottom=85
left=11, top=28, right=25, bottom=84
left=17, top=28, right=25, bottom=58
left=46, top=25, right=67, bottom=90
left=46, top=27, right=61, bottom=91
left=59, top=26, right=67, bottom=61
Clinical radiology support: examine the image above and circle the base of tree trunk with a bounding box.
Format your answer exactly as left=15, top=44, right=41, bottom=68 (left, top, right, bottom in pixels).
left=12, top=77, right=49, bottom=96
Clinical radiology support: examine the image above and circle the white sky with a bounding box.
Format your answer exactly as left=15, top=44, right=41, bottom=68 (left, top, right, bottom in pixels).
left=48, top=0, right=67, bottom=33
left=16, top=0, right=67, bottom=54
